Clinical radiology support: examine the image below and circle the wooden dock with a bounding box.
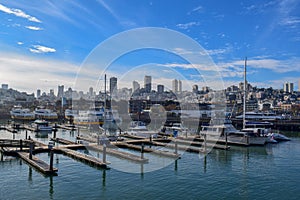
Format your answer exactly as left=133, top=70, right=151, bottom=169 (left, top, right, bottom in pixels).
left=17, top=152, right=58, bottom=175
left=58, top=148, right=109, bottom=169
left=51, top=137, right=77, bottom=145
left=114, top=142, right=180, bottom=159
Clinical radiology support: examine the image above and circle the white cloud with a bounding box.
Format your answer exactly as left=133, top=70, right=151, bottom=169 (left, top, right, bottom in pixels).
left=176, top=22, right=200, bottom=30
left=17, top=42, right=23, bottom=45
left=29, top=45, right=56, bottom=53
left=25, top=26, right=43, bottom=31
left=0, top=3, right=41, bottom=23
left=0, top=52, right=79, bottom=93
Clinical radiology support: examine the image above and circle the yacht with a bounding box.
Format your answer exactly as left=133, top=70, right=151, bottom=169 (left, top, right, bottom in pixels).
left=128, top=121, right=158, bottom=138
left=73, top=108, right=105, bottom=129
left=200, top=119, right=267, bottom=146
left=162, top=123, right=188, bottom=137
left=235, top=111, right=283, bottom=121
left=10, top=105, right=35, bottom=120
left=32, top=119, right=53, bottom=137
left=34, top=108, right=58, bottom=120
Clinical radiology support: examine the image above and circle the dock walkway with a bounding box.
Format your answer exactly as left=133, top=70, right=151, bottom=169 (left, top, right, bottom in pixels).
left=17, top=152, right=58, bottom=175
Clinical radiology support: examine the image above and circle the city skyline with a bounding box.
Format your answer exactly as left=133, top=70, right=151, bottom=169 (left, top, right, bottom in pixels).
left=0, top=1, right=300, bottom=93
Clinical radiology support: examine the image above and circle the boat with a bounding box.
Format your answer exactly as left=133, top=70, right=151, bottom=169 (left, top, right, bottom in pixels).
left=236, top=111, right=283, bottom=121
left=73, top=108, right=105, bottom=129
left=200, top=119, right=267, bottom=146
left=34, top=108, right=58, bottom=120
left=32, top=119, right=53, bottom=137
left=128, top=121, right=158, bottom=138
left=64, top=109, right=78, bottom=120
left=162, top=123, right=188, bottom=137
left=10, top=105, right=35, bottom=120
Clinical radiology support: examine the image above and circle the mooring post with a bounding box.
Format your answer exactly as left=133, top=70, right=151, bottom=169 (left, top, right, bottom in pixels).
left=204, top=134, right=207, bottom=153
left=77, top=127, right=80, bottom=137
left=174, top=139, right=178, bottom=154
left=149, top=135, right=152, bottom=143
left=29, top=142, right=33, bottom=160
left=141, top=143, right=144, bottom=159
left=49, top=150, right=54, bottom=171
left=25, top=130, right=28, bottom=140
left=20, top=139, right=23, bottom=151
left=103, top=144, right=107, bottom=163
left=53, top=126, right=57, bottom=139
left=225, top=133, right=228, bottom=149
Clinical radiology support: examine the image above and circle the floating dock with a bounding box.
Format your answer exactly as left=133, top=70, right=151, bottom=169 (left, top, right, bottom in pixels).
left=17, top=152, right=58, bottom=175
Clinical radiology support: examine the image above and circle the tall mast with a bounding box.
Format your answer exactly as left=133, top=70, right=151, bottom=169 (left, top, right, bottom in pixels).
left=243, top=57, right=247, bottom=129
left=104, top=74, right=107, bottom=135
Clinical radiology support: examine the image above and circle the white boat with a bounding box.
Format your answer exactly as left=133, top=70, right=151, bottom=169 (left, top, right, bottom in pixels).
left=32, top=120, right=53, bottom=137
left=236, top=111, right=283, bottom=121
left=200, top=119, right=267, bottom=146
left=10, top=105, right=35, bottom=120
left=73, top=108, right=105, bottom=129
left=64, top=109, right=78, bottom=120
left=162, top=123, right=188, bottom=137
left=34, top=108, right=58, bottom=120
left=128, top=121, right=158, bottom=138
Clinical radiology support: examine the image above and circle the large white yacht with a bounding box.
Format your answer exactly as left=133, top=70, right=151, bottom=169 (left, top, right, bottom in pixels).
left=10, top=105, right=35, bottom=120
left=34, top=108, right=58, bottom=120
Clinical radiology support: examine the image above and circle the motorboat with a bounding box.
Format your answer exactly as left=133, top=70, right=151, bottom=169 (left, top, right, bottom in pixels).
left=162, top=123, right=188, bottom=137
left=10, top=105, right=35, bottom=120
left=128, top=121, right=158, bottom=138
left=32, top=119, right=53, bottom=137
left=235, top=111, right=283, bottom=121
left=73, top=108, right=105, bottom=129
left=199, top=119, right=267, bottom=146
left=34, top=108, right=58, bottom=120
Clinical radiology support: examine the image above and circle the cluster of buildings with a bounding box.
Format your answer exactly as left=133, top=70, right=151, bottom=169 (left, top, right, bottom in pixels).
left=0, top=77, right=300, bottom=118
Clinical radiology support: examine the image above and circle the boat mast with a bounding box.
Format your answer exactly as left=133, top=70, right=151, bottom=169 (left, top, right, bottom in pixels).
left=104, top=74, right=107, bottom=135
left=243, top=57, right=247, bottom=129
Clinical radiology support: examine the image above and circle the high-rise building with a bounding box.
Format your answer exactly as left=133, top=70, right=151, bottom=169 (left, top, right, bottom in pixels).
left=172, top=79, right=182, bottom=93
left=89, top=87, right=94, bottom=96
left=37, top=89, right=41, bottom=98
left=157, top=84, right=164, bottom=93
left=283, top=82, right=294, bottom=93
left=298, top=80, right=300, bottom=92
left=57, top=85, right=64, bottom=98
left=172, top=79, right=178, bottom=93
left=49, top=89, right=55, bottom=97
left=178, top=80, right=182, bottom=93
left=144, top=75, right=152, bottom=93
left=133, top=81, right=140, bottom=92
left=192, top=85, right=198, bottom=93
left=110, top=77, right=118, bottom=95
left=1, top=84, right=8, bottom=90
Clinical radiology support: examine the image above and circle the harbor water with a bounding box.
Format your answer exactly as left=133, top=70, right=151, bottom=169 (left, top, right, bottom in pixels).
left=1, top=128, right=300, bottom=200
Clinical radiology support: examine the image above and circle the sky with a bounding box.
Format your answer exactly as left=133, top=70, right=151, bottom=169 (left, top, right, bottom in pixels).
left=0, top=0, right=299, bottom=94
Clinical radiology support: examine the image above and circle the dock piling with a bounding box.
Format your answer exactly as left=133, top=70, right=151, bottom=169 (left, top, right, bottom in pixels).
left=174, top=140, right=178, bottom=154
left=103, top=144, right=107, bottom=163
left=20, top=139, right=23, bottom=151
left=25, top=130, right=28, bottom=140
left=49, top=150, right=54, bottom=171
left=29, top=142, right=33, bottom=160
left=141, top=143, right=144, bottom=159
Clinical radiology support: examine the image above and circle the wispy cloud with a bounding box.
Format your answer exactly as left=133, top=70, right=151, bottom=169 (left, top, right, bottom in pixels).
left=29, top=45, right=56, bottom=54
left=176, top=22, right=200, bottom=30
left=17, top=42, right=23, bottom=45
left=0, top=3, right=41, bottom=23
left=25, top=26, right=43, bottom=31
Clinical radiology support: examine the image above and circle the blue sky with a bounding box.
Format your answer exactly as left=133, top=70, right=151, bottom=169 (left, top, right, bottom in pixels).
left=0, top=0, right=299, bottom=94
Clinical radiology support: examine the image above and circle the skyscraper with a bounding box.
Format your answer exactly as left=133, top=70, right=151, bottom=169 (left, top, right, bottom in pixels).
left=172, top=79, right=178, bottom=93
left=157, top=84, right=164, bottom=93
left=57, top=85, right=64, bottom=98
left=172, top=79, right=182, bottom=93
left=37, top=89, right=41, bottom=98
left=144, top=75, right=152, bottom=93
left=110, top=77, right=118, bottom=95
left=283, top=82, right=293, bottom=93
left=133, top=80, right=140, bottom=92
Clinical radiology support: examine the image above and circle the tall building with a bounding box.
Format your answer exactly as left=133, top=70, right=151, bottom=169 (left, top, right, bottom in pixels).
left=298, top=80, right=300, bottom=92
left=133, top=81, right=140, bottom=92
left=57, top=85, right=64, bottom=98
left=110, top=77, right=118, bottom=95
left=89, top=87, right=94, bottom=96
left=172, top=79, right=182, bottom=93
left=283, top=82, right=293, bottom=93
left=49, top=89, right=55, bottom=97
left=178, top=80, right=182, bottom=93
left=1, top=84, right=8, bottom=90
left=37, top=89, right=41, bottom=98
left=144, top=75, right=152, bottom=93
left=192, top=85, right=198, bottom=93
left=172, top=79, right=178, bottom=93
left=157, top=84, right=164, bottom=93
